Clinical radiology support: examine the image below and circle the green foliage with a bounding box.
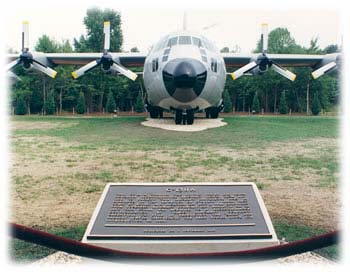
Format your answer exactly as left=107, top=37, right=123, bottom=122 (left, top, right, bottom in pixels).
left=220, top=47, right=230, bottom=53
left=45, top=91, right=56, bottom=115
left=252, top=92, right=261, bottom=113
left=74, top=7, right=122, bottom=52
left=15, top=95, right=27, bottom=115
left=106, top=91, right=116, bottom=113
left=8, top=13, right=340, bottom=116
left=76, top=92, right=86, bottom=114
left=279, top=90, right=288, bottom=114
left=311, top=91, right=322, bottom=115
left=134, top=92, right=144, bottom=113
left=274, top=221, right=338, bottom=260
left=223, top=89, right=233, bottom=112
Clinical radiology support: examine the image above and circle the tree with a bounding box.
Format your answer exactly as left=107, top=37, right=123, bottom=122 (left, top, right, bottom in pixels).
left=279, top=90, right=288, bottom=114
left=74, top=8, right=123, bottom=52
left=252, top=92, right=261, bottom=113
left=223, top=89, right=233, bottom=112
left=35, top=35, right=59, bottom=52
left=220, top=47, right=230, bottom=53
left=106, top=91, right=116, bottom=113
left=15, top=95, right=27, bottom=115
left=76, top=92, right=86, bottom=114
left=134, top=92, right=144, bottom=113
left=311, top=91, right=321, bottom=115
left=45, top=91, right=56, bottom=115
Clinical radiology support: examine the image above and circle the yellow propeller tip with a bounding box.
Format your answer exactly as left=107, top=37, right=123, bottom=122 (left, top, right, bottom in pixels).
left=311, top=72, right=317, bottom=80
left=104, top=21, right=110, bottom=26
left=231, top=73, right=236, bottom=80
left=52, top=71, right=58, bottom=78
left=261, top=23, right=268, bottom=27
left=71, top=72, right=78, bottom=79
left=291, top=74, right=296, bottom=81
left=23, top=20, right=29, bottom=25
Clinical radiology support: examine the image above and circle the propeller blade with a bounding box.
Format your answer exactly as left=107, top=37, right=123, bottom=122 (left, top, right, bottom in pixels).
left=231, top=61, right=258, bottom=80
left=22, top=21, right=29, bottom=51
left=6, top=58, right=21, bottom=71
left=261, top=23, right=268, bottom=53
left=71, top=60, right=99, bottom=79
left=104, top=21, right=110, bottom=51
left=31, top=61, right=58, bottom=78
left=271, top=63, right=296, bottom=81
left=271, top=63, right=297, bottom=81
left=7, top=71, right=21, bottom=82
left=111, top=62, right=137, bottom=81
left=311, top=61, right=337, bottom=79
left=111, top=62, right=138, bottom=81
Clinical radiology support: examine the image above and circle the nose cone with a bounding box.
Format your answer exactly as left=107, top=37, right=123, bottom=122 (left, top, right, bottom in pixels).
left=163, top=59, right=207, bottom=102
left=173, top=61, right=197, bottom=89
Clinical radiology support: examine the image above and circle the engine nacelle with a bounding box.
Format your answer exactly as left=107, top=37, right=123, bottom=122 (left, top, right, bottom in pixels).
left=250, top=64, right=268, bottom=75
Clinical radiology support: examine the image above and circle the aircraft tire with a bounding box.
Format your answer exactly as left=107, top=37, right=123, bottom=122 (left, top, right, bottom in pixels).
left=149, top=109, right=159, bottom=118
left=210, top=108, right=219, bottom=119
left=175, top=110, right=182, bottom=125
left=205, top=109, right=210, bottom=119
left=187, top=110, right=194, bottom=125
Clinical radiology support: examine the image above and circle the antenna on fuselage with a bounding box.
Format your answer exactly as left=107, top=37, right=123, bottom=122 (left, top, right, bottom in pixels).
left=183, top=12, right=187, bottom=30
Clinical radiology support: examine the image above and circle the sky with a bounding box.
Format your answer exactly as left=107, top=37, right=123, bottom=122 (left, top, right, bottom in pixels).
left=3, top=1, right=341, bottom=54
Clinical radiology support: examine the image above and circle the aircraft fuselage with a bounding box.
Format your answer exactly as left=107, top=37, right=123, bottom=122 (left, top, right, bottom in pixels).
left=143, top=30, right=226, bottom=115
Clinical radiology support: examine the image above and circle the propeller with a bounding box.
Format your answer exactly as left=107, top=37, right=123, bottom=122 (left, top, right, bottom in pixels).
left=7, top=21, right=58, bottom=78
left=231, top=23, right=296, bottom=82
left=311, top=61, right=337, bottom=79
left=71, top=21, right=138, bottom=81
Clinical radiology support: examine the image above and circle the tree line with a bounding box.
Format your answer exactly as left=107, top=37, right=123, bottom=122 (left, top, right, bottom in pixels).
left=10, top=8, right=340, bottom=116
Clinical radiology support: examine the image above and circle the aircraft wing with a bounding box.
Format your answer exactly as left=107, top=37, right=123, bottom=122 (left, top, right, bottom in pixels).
left=44, top=52, right=147, bottom=68
left=6, top=52, right=147, bottom=80
left=7, top=52, right=146, bottom=67
left=222, top=52, right=340, bottom=80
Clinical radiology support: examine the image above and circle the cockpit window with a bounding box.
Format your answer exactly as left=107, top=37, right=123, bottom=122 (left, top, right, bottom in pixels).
left=192, top=37, right=202, bottom=47
left=167, top=37, right=178, bottom=47
left=179, top=36, right=192, bottom=45
left=202, top=37, right=217, bottom=52
left=153, top=35, right=169, bottom=52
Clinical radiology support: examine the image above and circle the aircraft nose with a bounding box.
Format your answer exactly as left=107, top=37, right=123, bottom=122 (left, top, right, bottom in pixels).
left=172, top=61, right=197, bottom=89
left=163, top=58, right=207, bottom=102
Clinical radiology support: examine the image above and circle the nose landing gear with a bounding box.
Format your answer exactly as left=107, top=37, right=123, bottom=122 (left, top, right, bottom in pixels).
left=175, top=109, right=194, bottom=125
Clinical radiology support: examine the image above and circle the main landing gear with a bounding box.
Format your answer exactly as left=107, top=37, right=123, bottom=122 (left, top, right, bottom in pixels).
left=148, top=105, right=163, bottom=119
left=175, top=109, right=194, bottom=125
left=205, top=105, right=223, bottom=119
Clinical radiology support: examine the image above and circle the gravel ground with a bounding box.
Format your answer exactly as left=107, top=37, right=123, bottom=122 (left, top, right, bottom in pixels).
left=141, top=118, right=227, bottom=131
left=34, top=251, right=335, bottom=265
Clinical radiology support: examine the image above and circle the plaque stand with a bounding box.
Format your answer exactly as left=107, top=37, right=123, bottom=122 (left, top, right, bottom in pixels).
left=82, top=182, right=279, bottom=254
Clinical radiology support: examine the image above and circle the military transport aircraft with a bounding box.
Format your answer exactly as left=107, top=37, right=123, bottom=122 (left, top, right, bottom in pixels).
left=6, top=20, right=340, bottom=125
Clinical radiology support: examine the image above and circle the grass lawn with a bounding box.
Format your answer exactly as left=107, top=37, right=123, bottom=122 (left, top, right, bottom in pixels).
left=9, top=115, right=340, bottom=262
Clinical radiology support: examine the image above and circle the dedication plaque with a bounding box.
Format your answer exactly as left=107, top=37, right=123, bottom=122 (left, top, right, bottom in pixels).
left=82, top=183, right=279, bottom=254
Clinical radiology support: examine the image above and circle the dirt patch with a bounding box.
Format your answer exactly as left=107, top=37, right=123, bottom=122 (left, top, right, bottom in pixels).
left=11, top=121, right=78, bottom=131
left=10, top=130, right=340, bottom=231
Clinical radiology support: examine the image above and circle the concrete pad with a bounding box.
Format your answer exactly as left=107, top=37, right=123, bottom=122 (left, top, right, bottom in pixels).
left=34, top=251, right=335, bottom=265
left=141, top=118, right=227, bottom=132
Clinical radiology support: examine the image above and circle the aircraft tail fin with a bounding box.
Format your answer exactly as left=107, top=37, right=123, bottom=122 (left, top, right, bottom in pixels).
left=183, top=12, right=187, bottom=30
